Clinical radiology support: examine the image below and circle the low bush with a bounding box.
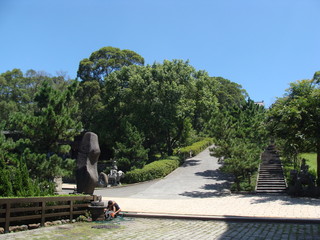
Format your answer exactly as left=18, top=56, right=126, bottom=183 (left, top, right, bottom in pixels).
left=175, top=138, right=213, bottom=160
left=123, top=156, right=180, bottom=184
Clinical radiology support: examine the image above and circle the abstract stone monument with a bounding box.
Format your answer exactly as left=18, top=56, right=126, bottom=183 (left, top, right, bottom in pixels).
left=76, top=132, right=100, bottom=194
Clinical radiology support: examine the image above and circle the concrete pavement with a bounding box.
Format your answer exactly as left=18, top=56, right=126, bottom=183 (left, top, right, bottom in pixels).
left=2, top=218, right=320, bottom=239
left=65, top=146, right=320, bottom=222
left=109, top=194, right=320, bottom=222
left=4, top=145, right=320, bottom=239
left=95, top=146, right=232, bottom=199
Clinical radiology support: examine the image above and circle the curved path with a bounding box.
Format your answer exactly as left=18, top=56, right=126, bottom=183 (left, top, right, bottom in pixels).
left=94, top=145, right=232, bottom=199
left=76, top=146, right=320, bottom=220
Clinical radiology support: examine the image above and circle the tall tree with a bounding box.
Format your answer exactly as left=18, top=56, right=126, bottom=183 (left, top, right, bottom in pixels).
left=9, top=81, right=82, bottom=180
left=77, top=46, right=144, bottom=83
left=76, top=46, right=144, bottom=130
left=268, top=74, right=320, bottom=179
left=0, top=69, right=72, bottom=125
left=99, top=60, right=198, bottom=160
left=0, top=126, right=44, bottom=197
left=75, top=80, right=103, bottom=130
left=210, top=99, right=267, bottom=191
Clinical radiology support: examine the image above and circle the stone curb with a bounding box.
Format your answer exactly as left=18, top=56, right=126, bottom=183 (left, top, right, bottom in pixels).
left=122, top=211, right=320, bottom=224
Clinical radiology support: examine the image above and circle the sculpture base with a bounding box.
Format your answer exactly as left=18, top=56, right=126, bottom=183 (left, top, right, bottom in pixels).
left=89, top=206, right=106, bottom=221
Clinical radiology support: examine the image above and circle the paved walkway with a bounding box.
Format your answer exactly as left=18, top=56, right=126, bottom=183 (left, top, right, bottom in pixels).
left=64, top=146, right=320, bottom=221
left=109, top=194, right=320, bottom=221
left=3, top=147, right=320, bottom=239
left=2, top=218, right=320, bottom=239
left=96, top=146, right=320, bottom=221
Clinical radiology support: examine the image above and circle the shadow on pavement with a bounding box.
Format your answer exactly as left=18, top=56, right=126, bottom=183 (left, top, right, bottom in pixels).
left=237, top=194, right=320, bottom=206
left=179, top=190, right=231, bottom=198
left=179, top=165, right=233, bottom=198
left=182, top=159, right=201, bottom=167
left=195, top=169, right=233, bottom=181
left=202, top=183, right=231, bottom=191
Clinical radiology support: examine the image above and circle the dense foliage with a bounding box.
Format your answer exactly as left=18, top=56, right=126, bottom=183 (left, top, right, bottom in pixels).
left=0, top=70, right=80, bottom=196
left=1, top=46, right=270, bottom=196
left=210, top=99, right=267, bottom=191
left=79, top=56, right=250, bottom=169
left=267, top=73, right=320, bottom=181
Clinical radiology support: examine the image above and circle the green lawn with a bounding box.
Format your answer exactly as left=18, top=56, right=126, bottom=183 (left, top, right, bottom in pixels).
left=299, top=153, right=317, bottom=174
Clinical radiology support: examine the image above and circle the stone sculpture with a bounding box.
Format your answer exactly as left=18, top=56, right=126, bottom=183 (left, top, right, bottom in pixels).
left=108, top=160, right=124, bottom=186
left=289, top=158, right=315, bottom=196
left=98, top=172, right=108, bottom=187
left=76, top=132, right=100, bottom=194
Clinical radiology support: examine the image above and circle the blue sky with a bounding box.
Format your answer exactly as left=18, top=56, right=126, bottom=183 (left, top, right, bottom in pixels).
left=0, top=0, right=319, bottom=107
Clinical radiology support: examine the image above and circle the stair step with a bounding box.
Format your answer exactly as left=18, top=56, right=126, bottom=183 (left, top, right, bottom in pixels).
left=259, top=173, right=284, bottom=175
left=258, top=179, right=285, bottom=184
left=260, top=166, right=282, bottom=168
left=259, top=175, right=284, bottom=177
left=258, top=181, right=286, bottom=184
left=256, top=187, right=287, bottom=190
left=257, top=184, right=286, bottom=189
left=259, top=177, right=284, bottom=179
left=260, top=167, right=283, bottom=169
left=261, top=167, right=282, bottom=169
left=260, top=165, right=282, bottom=167
left=256, top=145, right=287, bottom=194
left=256, top=190, right=286, bottom=193
left=259, top=176, right=284, bottom=178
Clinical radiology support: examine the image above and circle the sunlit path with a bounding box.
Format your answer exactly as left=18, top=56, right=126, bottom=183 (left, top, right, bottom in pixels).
left=95, top=145, right=232, bottom=199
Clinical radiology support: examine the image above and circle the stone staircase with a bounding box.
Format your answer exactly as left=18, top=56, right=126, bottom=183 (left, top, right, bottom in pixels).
left=255, top=145, right=287, bottom=193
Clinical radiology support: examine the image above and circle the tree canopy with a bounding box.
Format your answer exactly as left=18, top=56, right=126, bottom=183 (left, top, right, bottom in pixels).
left=77, top=46, right=144, bottom=83
left=267, top=74, right=320, bottom=179
left=0, top=46, right=268, bottom=196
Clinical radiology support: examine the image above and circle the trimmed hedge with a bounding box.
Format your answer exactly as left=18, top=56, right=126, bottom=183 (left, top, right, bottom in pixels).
left=175, top=137, right=213, bottom=160
left=123, top=156, right=180, bottom=184
left=123, top=138, right=213, bottom=184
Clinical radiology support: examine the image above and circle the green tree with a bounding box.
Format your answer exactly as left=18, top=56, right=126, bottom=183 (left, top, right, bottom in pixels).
left=75, top=80, right=103, bottom=130
left=114, top=121, right=149, bottom=171
left=214, top=77, right=248, bottom=109
left=77, top=46, right=144, bottom=83
left=99, top=60, right=198, bottom=160
left=210, top=99, right=267, bottom=191
left=191, top=75, right=220, bottom=134
left=221, top=138, right=261, bottom=191
left=268, top=74, right=320, bottom=179
left=0, top=69, right=73, bottom=125
left=9, top=81, right=82, bottom=180
left=76, top=46, right=144, bottom=131
left=0, top=69, right=27, bottom=124
left=0, top=127, right=44, bottom=197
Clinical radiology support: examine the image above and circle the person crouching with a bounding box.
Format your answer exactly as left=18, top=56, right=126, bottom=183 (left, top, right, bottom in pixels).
left=104, top=200, right=121, bottom=220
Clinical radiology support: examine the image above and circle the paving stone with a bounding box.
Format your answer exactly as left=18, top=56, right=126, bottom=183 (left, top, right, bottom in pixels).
left=2, top=218, right=320, bottom=240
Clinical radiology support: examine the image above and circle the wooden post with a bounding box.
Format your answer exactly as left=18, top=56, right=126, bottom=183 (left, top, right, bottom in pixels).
left=5, top=203, right=10, bottom=233
left=41, top=201, right=46, bottom=226
left=69, top=200, right=73, bottom=221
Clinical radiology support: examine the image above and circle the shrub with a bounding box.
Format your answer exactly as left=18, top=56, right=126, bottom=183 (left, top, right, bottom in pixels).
left=175, top=138, right=213, bottom=160
left=123, top=156, right=180, bottom=184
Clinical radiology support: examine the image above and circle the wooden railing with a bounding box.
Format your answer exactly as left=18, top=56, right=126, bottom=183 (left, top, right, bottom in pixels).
left=0, top=195, right=97, bottom=233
